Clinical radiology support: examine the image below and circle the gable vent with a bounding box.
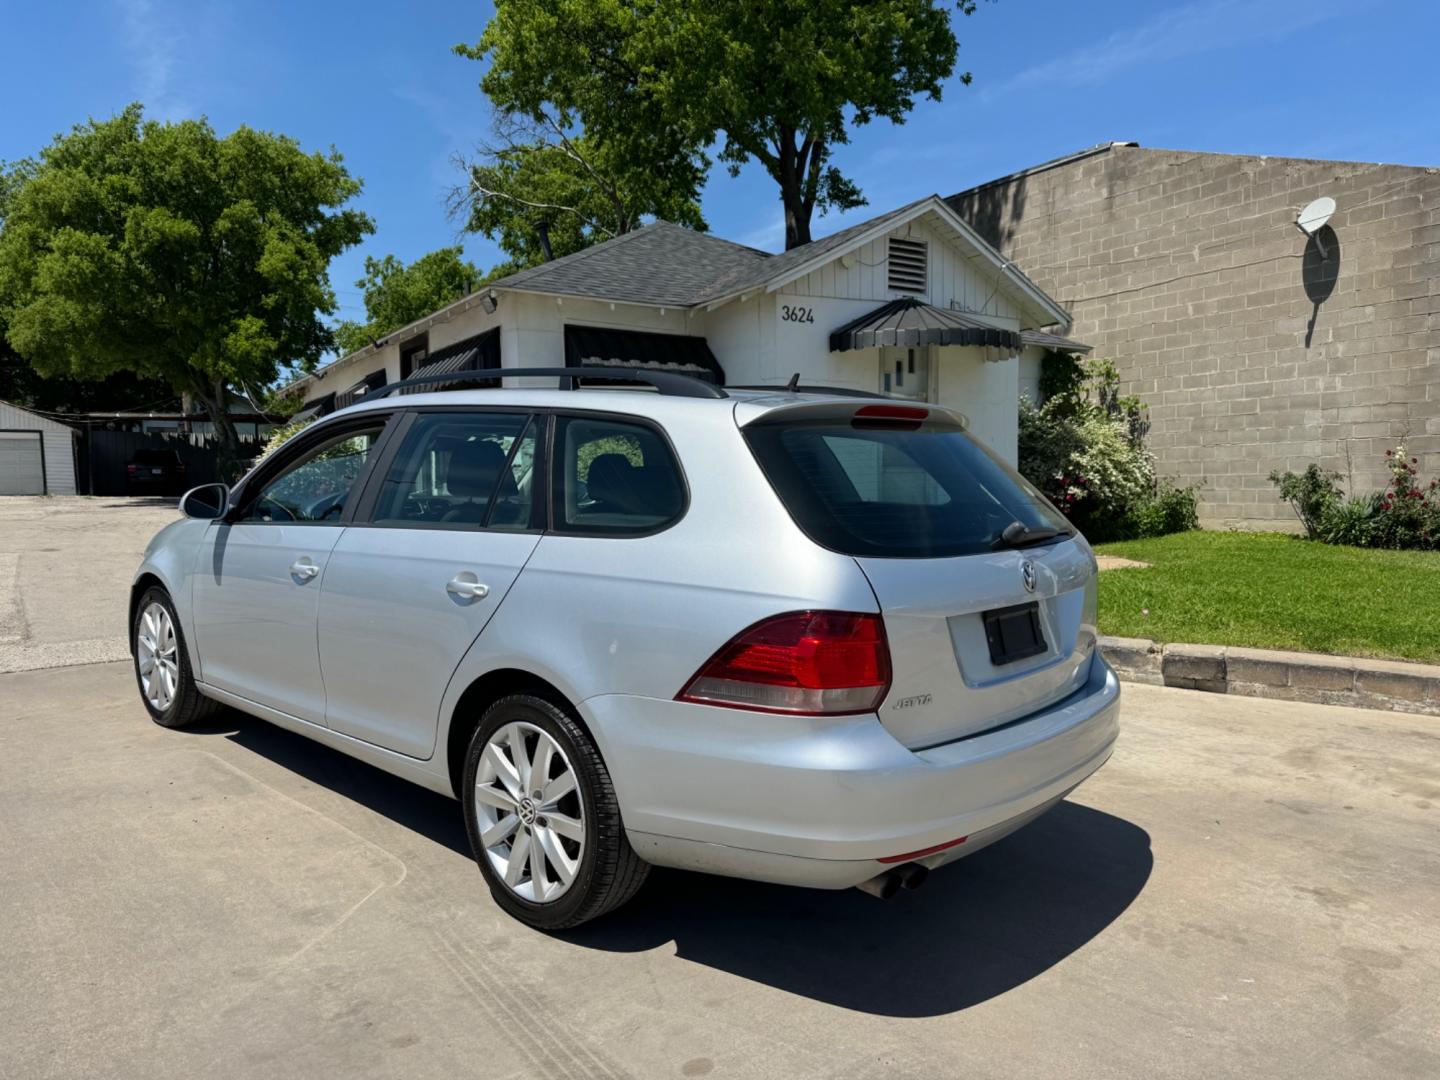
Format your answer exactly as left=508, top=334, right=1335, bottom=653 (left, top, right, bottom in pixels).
left=887, top=238, right=928, bottom=294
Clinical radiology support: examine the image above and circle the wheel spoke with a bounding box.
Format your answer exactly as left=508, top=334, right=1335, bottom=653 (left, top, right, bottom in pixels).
left=529, top=830, right=548, bottom=898
left=530, top=738, right=554, bottom=792
left=535, top=827, right=576, bottom=886
left=545, top=812, right=583, bottom=842
left=473, top=782, right=517, bottom=812
left=507, top=725, right=532, bottom=792
left=138, top=655, right=155, bottom=676
left=505, top=829, right=531, bottom=887
left=541, top=770, right=576, bottom=806
left=482, top=742, right=523, bottom=800
left=480, top=813, right=519, bottom=848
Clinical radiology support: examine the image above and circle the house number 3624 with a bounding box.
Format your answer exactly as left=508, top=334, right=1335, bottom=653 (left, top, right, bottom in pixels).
left=781, top=304, right=815, bottom=324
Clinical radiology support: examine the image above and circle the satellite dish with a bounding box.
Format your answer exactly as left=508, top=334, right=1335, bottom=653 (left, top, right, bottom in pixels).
left=1296, top=196, right=1336, bottom=235
left=1296, top=196, right=1336, bottom=258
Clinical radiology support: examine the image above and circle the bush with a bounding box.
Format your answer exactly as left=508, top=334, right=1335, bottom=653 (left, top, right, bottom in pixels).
left=1272, top=444, right=1439, bottom=551
left=1120, top=481, right=1201, bottom=540
left=1267, top=464, right=1343, bottom=539
left=1018, top=354, right=1195, bottom=542
left=1318, top=494, right=1380, bottom=548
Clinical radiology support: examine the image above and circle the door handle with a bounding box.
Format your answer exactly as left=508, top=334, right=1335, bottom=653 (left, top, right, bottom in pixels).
left=290, top=558, right=320, bottom=582
left=446, top=574, right=490, bottom=601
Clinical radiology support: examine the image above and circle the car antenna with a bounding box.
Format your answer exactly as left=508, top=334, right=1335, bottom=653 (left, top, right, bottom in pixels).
left=785, top=372, right=801, bottom=392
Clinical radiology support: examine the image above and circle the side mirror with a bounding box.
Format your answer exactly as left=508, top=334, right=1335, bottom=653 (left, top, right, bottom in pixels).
left=180, top=483, right=229, bottom=520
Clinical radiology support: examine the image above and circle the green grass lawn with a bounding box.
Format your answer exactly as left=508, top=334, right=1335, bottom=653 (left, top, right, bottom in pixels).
left=1094, top=530, right=1440, bottom=663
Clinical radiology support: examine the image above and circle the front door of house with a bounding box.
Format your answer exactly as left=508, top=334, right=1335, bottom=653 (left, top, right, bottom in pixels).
left=880, top=346, right=931, bottom=401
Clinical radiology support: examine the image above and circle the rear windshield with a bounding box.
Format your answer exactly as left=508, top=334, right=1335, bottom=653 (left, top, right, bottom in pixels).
left=744, top=417, right=1073, bottom=559
left=133, top=450, right=180, bottom=465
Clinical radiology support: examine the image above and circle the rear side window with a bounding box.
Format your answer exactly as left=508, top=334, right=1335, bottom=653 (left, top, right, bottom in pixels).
left=745, top=418, right=1072, bottom=558
left=553, top=416, right=685, bottom=535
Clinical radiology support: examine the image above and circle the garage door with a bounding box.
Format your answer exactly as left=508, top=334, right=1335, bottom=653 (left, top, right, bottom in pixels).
left=0, top=431, right=45, bottom=495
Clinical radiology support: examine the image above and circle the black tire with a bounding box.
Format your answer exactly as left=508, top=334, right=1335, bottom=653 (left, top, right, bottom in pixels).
left=131, top=586, right=222, bottom=729
left=461, top=693, right=649, bottom=929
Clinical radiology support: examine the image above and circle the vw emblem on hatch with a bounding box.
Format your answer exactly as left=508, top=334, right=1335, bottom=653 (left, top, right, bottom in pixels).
left=1020, top=560, right=1037, bottom=593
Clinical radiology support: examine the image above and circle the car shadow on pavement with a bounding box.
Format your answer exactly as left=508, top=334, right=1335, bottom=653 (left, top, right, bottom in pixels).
left=562, top=801, right=1152, bottom=1017
left=182, top=710, right=473, bottom=856
left=188, top=712, right=1151, bottom=1018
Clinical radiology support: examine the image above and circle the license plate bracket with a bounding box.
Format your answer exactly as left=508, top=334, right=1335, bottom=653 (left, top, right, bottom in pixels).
left=982, top=602, right=1047, bottom=666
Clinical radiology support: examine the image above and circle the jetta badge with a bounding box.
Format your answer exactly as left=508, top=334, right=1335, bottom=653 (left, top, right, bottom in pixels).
left=1021, top=560, right=1037, bottom=593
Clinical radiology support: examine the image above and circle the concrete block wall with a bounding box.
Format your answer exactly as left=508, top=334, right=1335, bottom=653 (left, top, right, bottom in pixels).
left=950, top=145, right=1440, bottom=528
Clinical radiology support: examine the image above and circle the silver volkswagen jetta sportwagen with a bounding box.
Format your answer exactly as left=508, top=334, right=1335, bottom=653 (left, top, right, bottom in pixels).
left=131, top=368, right=1119, bottom=929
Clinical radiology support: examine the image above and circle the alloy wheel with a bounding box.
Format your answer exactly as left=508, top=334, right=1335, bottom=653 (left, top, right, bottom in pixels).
left=474, top=721, right=586, bottom=903
left=136, top=602, right=179, bottom=713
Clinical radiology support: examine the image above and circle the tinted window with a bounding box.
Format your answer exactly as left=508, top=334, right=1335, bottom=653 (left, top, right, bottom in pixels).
left=745, top=418, right=1072, bottom=558
left=238, top=426, right=384, bottom=523
left=133, top=450, right=180, bottom=466
left=371, top=412, right=537, bottom=529
left=554, top=416, right=684, bottom=535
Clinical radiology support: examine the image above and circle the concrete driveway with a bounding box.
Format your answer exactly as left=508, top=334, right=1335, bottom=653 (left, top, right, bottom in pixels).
left=3, top=662, right=1437, bottom=1079
left=0, top=496, right=180, bottom=673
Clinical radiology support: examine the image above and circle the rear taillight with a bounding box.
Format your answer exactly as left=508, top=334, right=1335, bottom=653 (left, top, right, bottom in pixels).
left=677, top=611, right=891, bottom=715
left=126, top=465, right=138, bottom=474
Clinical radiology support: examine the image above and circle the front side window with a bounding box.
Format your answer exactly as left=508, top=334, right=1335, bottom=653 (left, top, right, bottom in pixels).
left=371, top=412, right=537, bottom=529
left=239, top=425, right=385, bottom=523
left=554, top=416, right=684, bottom=535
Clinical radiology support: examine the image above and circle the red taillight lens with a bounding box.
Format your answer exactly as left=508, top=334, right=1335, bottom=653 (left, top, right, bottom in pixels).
left=677, top=611, right=891, bottom=715
left=126, top=465, right=138, bottom=473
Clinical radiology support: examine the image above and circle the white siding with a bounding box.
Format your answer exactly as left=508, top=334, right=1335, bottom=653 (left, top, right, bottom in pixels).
left=0, top=400, right=77, bottom=495
left=775, top=216, right=1010, bottom=318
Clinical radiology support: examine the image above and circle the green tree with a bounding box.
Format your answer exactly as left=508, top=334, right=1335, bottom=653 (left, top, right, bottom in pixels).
left=452, top=113, right=707, bottom=271
left=0, top=105, right=372, bottom=466
left=461, top=0, right=974, bottom=250
left=333, top=246, right=480, bottom=356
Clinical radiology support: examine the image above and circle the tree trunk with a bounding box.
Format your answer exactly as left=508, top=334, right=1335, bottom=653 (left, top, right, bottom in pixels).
left=783, top=184, right=812, bottom=249
left=193, top=380, right=242, bottom=482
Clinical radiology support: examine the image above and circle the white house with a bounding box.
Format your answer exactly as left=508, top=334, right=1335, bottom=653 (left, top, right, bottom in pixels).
left=0, top=399, right=78, bottom=495
left=292, top=195, right=1083, bottom=463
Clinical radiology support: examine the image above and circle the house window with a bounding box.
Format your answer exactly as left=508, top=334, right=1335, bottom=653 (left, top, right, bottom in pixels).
left=887, top=238, right=928, bottom=294
left=399, top=334, right=429, bottom=379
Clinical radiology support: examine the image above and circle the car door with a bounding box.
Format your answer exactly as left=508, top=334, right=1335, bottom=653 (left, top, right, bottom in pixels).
left=191, top=416, right=392, bottom=724
left=317, top=409, right=544, bottom=758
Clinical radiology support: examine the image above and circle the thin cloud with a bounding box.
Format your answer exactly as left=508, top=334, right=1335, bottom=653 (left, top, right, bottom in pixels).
left=999, top=0, right=1355, bottom=94
left=115, top=0, right=190, bottom=118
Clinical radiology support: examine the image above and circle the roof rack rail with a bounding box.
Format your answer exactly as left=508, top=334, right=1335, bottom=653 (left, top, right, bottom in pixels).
left=727, top=384, right=893, bottom=400
left=368, top=366, right=728, bottom=401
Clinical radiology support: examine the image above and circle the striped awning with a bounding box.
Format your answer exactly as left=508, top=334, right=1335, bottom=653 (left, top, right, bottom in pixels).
left=829, top=298, right=1024, bottom=353
left=393, top=329, right=501, bottom=395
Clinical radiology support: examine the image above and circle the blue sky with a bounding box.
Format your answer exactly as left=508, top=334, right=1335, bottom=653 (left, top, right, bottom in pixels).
left=2, top=0, right=1435, bottom=330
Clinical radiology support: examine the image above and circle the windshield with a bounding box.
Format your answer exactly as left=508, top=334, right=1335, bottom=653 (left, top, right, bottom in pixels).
left=744, top=417, right=1073, bottom=559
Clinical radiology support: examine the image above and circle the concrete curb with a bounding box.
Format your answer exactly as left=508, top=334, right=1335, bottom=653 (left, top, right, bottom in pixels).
left=1099, top=636, right=1440, bottom=717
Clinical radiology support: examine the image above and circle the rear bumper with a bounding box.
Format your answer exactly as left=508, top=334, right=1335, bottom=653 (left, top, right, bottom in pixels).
left=582, top=655, right=1121, bottom=889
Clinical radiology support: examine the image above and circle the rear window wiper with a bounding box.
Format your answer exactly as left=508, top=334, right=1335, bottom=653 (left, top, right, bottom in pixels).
left=993, top=521, right=1064, bottom=550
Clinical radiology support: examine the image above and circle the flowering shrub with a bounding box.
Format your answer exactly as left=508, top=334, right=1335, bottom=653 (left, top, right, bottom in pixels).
left=1270, top=444, right=1439, bottom=550
left=1018, top=353, right=1198, bottom=541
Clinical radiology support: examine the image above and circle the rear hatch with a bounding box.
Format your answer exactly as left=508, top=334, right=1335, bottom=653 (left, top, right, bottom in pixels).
left=742, top=401, right=1098, bottom=749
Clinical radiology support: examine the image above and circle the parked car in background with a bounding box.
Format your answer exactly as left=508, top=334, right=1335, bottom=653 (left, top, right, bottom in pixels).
left=125, top=448, right=188, bottom=495
left=128, top=369, right=1120, bottom=929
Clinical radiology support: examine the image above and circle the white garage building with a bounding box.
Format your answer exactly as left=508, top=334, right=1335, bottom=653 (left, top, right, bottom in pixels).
left=0, top=400, right=78, bottom=495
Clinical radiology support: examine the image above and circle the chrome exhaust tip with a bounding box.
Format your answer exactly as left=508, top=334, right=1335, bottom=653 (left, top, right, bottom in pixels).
left=855, top=869, right=903, bottom=900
